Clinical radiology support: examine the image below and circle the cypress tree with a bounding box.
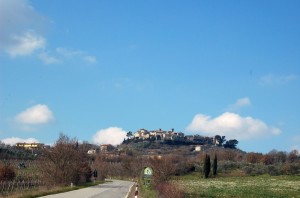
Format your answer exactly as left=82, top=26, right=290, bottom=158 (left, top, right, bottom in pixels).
left=213, top=154, right=218, bottom=176
left=203, top=154, right=211, bottom=178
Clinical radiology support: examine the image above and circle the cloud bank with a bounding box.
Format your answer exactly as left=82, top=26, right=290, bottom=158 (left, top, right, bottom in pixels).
left=92, top=127, right=127, bottom=145
left=186, top=112, right=281, bottom=140
left=16, top=104, right=54, bottom=125
left=1, top=137, right=39, bottom=146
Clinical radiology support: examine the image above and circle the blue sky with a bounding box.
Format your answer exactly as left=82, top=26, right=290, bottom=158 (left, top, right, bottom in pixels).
left=1, top=0, right=299, bottom=153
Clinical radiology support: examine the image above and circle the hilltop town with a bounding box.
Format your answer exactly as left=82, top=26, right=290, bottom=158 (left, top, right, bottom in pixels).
left=0, top=127, right=239, bottom=161
left=124, top=128, right=239, bottom=150
left=1, top=128, right=238, bottom=159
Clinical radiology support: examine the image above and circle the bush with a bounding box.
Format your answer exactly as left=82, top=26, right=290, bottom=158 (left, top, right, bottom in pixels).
left=242, top=164, right=266, bottom=176
left=155, top=182, right=184, bottom=198
left=150, top=156, right=177, bottom=183
left=218, top=161, right=242, bottom=173
left=174, top=156, right=196, bottom=176
left=267, top=165, right=284, bottom=176
left=0, top=163, right=16, bottom=181
left=283, top=163, right=300, bottom=175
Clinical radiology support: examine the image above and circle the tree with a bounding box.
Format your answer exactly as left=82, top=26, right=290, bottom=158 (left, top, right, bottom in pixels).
left=246, top=152, right=263, bottom=164
left=223, top=139, right=238, bottom=149
left=213, top=154, right=217, bottom=176
left=126, top=131, right=133, bottom=139
left=215, top=135, right=226, bottom=146
left=263, top=150, right=287, bottom=164
left=39, top=133, right=91, bottom=186
left=93, top=154, right=108, bottom=180
left=150, top=155, right=177, bottom=183
left=288, top=150, right=299, bottom=163
left=203, top=154, right=211, bottom=178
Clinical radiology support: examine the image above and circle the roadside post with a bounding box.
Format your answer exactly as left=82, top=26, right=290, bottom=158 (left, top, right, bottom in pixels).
left=93, top=169, right=98, bottom=183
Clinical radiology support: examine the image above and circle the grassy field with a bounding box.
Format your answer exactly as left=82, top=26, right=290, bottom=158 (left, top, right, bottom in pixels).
left=172, top=173, right=300, bottom=198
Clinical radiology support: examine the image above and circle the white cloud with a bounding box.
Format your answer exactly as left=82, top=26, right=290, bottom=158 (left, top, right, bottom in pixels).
left=16, top=104, right=54, bottom=125
left=1, top=137, right=39, bottom=146
left=260, top=74, right=298, bottom=86
left=83, top=55, right=97, bottom=64
left=56, top=47, right=97, bottom=64
left=6, top=30, right=45, bottom=57
left=38, top=52, right=60, bottom=64
left=235, top=97, right=251, bottom=107
left=0, top=0, right=46, bottom=57
left=56, top=47, right=82, bottom=57
left=228, top=97, right=251, bottom=111
left=0, top=0, right=97, bottom=64
left=92, top=127, right=127, bottom=145
left=186, top=112, right=281, bottom=140
left=38, top=47, right=97, bottom=64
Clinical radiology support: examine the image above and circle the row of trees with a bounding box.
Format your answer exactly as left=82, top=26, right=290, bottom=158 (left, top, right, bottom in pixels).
left=0, top=143, right=36, bottom=160
left=214, top=135, right=239, bottom=149
left=203, top=154, right=218, bottom=178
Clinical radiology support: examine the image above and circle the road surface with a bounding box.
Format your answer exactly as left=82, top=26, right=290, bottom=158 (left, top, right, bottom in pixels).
left=40, top=180, right=135, bottom=198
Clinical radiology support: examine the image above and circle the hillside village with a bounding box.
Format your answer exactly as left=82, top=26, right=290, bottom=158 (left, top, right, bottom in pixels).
left=5, top=128, right=238, bottom=158
left=125, top=128, right=238, bottom=149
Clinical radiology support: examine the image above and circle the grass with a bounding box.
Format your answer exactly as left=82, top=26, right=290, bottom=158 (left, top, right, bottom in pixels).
left=139, top=182, right=158, bottom=198
left=172, top=172, right=300, bottom=198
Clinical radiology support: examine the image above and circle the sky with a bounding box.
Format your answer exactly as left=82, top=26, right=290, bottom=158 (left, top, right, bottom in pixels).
left=0, top=0, right=299, bottom=153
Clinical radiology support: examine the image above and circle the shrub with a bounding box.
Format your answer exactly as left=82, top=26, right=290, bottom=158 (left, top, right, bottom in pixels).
left=242, top=164, right=266, bottom=176
left=267, top=165, right=284, bottom=176
left=283, top=163, right=300, bottom=175
left=218, top=161, right=241, bottom=173
left=155, top=182, right=184, bottom=198
left=0, top=163, right=16, bottom=181
left=174, top=156, right=196, bottom=176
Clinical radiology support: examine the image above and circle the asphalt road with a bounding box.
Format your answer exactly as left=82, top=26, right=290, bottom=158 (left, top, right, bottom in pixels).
left=39, top=180, right=135, bottom=198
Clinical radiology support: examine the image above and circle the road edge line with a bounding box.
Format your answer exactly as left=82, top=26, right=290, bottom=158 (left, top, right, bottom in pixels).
left=125, top=182, right=135, bottom=198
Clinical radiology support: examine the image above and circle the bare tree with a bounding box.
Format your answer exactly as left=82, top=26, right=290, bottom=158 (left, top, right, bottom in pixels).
left=149, top=155, right=177, bottom=183
left=246, top=152, right=263, bottom=164
left=288, top=150, right=299, bottom=163
left=93, top=154, right=108, bottom=180
left=39, top=134, right=91, bottom=186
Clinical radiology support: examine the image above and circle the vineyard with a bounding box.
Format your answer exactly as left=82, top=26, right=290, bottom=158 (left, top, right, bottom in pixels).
left=0, top=160, right=44, bottom=197
left=0, top=180, right=44, bottom=197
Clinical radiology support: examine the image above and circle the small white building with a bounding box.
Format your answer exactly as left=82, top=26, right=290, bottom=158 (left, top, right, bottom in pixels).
left=195, top=145, right=210, bottom=152
left=87, top=149, right=96, bottom=155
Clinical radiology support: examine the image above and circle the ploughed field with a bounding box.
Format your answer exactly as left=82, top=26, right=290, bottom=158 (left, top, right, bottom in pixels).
left=172, top=173, right=300, bottom=197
